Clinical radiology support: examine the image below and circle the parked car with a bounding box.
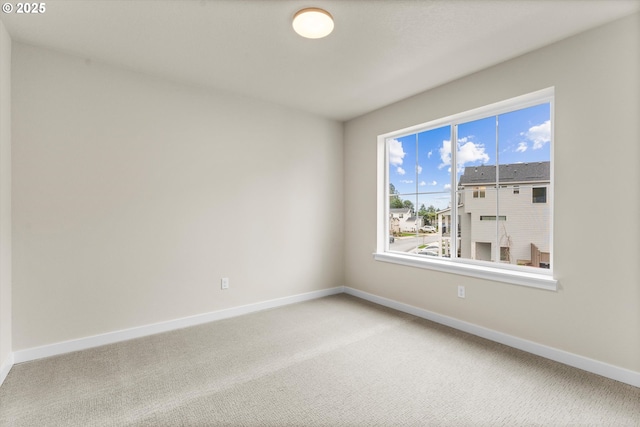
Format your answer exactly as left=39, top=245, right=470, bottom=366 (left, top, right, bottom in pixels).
left=420, top=225, right=436, bottom=233
left=418, top=248, right=439, bottom=256
left=418, top=242, right=440, bottom=256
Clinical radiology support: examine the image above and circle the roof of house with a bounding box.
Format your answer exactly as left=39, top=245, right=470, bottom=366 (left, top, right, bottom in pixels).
left=458, top=161, right=550, bottom=185
left=390, top=208, right=411, bottom=214
left=436, top=204, right=463, bottom=214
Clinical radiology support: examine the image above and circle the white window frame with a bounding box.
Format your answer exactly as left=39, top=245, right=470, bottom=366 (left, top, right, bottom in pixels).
left=375, top=88, right=557, bottom=291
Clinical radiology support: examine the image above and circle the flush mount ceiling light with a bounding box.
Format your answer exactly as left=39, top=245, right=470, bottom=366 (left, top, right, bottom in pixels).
left=292, top=8, right=334, bottom=39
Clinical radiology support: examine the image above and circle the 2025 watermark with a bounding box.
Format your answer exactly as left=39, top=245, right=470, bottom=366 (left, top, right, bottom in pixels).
left=3, top=3, right=46, bottom=14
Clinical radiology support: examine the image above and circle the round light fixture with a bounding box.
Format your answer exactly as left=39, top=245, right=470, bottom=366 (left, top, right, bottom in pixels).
left=292, top=8, right=334, bottom=39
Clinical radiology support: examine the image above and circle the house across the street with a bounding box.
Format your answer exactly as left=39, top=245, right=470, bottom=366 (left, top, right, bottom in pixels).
left=437, top=162, right=551, bottom=268
left=390, top=207, right=424, bottom=234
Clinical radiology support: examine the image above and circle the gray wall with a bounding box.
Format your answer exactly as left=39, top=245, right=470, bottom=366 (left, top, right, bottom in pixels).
left=344, top=13, right=640, bottom=372
left=11, top=43, right=344, bottom=350
left=0, top=20, right=11, bottom=369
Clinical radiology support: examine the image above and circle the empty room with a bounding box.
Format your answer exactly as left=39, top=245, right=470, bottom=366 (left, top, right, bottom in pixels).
left=1, top=1, right=639, bottom=425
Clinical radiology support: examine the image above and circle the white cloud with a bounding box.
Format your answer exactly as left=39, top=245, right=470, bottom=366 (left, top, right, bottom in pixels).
left=458, top=140, right=490, bottom=165
left=430, top=180, right=437, bottom=186
left=397, top=167, right=406, bottom=175
left=438, top=140, right=451, bottom=169
left=439, top=137, right=490, bottom=170
left=416, top=165, right=423, bottom=174
left=444, top=183, right=451, bottom=190
left=522, top=120, right=550, bottom=150
left=400, top=179, right=413, bottom=184
left=516, top=142, right=528, bottom=152
left=389, top=139, right=406, bottom=166
left=427, top=150, right=433, bottom=159
left=419, top=181, right=427, bottom=186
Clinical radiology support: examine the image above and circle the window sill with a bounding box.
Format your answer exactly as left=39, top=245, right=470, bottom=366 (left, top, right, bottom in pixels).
left=373, top=252, right=558, bottom=291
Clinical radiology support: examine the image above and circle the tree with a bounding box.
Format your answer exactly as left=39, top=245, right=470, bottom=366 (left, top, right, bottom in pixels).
left=418, top=204, right=437, bottom=226
left=390, top=198, right=404, bottom=208
left=426, top=205, right=437, bottom=225
left=418, top=204, right=428, bottom=222
left=402, top=199, right=414, bottom=213
left=389, top=184, right=404, bottom=208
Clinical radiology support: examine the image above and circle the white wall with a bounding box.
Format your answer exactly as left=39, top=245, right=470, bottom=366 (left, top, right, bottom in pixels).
left=12, top=43, right=344, bottom=350
left=0, top=20, right=12, bottom=372
left=344, top=13, right=640, bottom=372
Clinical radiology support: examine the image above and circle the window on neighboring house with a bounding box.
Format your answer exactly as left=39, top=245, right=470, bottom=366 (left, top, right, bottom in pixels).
left=532, top=187, right=547, bottom=203
left=473, top=187, right=486, bottom=198
left=480, top=216, right=507, bottom=221
left=376, top=88, right=556, bottom=290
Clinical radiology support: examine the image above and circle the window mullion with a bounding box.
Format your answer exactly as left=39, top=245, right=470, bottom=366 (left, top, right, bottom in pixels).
left=495, top=115, right=500, bottom=263
left=384, top=138, right=390, bottom=251
left=451, top=124, right=458, bottom=259
left=415, top=133, right=419, bottom=238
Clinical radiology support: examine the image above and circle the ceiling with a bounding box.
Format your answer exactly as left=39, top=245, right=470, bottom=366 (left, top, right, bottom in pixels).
left=2, top=0, right=639, bottom=121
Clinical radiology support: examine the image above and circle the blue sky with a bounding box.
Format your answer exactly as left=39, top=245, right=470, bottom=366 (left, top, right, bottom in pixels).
left=389, top=103, right=550, bottom=210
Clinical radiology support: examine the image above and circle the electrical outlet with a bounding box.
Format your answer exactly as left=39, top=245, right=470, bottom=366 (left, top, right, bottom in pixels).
left=221, top=277, right=229, bottom=290
left=457, top=285, right=465, bottom=298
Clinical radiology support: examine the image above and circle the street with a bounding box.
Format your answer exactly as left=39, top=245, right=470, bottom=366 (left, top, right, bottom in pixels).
left=390, top=234, right=440, bottom=253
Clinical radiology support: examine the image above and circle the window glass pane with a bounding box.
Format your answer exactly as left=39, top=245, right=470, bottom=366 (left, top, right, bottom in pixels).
left=532, top=187, right=547, bottom=203
left=416, top=125, right=452, bottom=197
left=387, top=125, right=453, bottom=256
left=416, top=193, right=449, bottom=258
left=497, top=103, right=551, bottom=166
left=496, top=103, right=551, bottom=268
left=456, top=116, right=496, bottom=181
left=457, top=116, right=497, bottom=262
left=498, top=185, right=551, bottom=268
left=461, top=185, right=499, bottom=261
left=388, top=134, right=415, bottom=200
left=415, top=125, right=452, bottom=257
left=388, top=133, right=420, bottom=244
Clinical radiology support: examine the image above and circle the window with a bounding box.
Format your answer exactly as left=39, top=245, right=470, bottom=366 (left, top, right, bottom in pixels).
left=480, top=216, right=507, bottom=221
left=376, top=88, right=556, bottom=290
left=532, top=187, right=547, bottom=203
left=473, top=187, right=486, bottom=198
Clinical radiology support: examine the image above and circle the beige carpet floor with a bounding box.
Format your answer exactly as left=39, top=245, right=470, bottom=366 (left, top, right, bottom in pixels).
left=1, top=294, right=639, bottom=426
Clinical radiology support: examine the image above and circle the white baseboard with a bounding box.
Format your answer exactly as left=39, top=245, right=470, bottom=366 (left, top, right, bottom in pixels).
left=7, top=285, right=639, bottom=390
left=344, top=286, right=640, bottom=388
left=0, top=352, right=14, bottom=387
left=13, top=286, right=344, bottom=364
